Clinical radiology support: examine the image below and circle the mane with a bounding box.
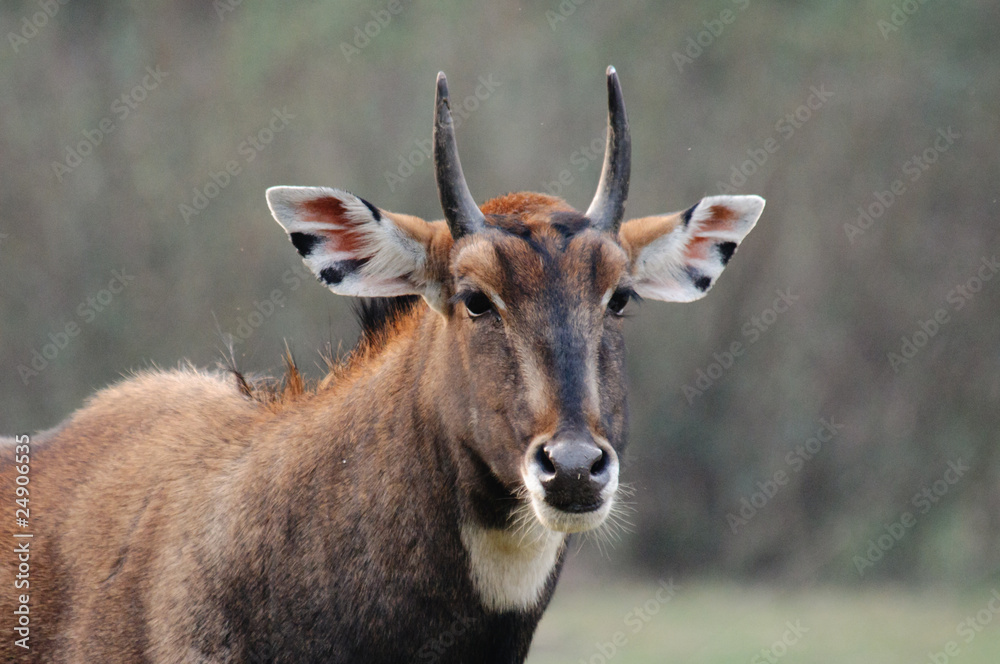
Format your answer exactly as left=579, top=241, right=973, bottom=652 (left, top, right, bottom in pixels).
left=225, top=295, right=424, bottom=411
left=354, top=295, right=423, bottom=346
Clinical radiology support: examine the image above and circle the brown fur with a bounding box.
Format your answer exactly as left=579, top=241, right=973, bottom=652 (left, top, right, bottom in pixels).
left=301, top=195, right=347, bottom=220
left=707, top=204, right=737, bottom=224
left=480, top=192, right=573, bottom=217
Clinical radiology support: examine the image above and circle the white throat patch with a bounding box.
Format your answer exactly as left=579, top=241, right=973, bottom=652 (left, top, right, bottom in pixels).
left=460, top=511, right=565, bottom=613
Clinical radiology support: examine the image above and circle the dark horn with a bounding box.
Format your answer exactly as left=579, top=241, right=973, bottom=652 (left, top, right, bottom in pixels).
left=585, top=66, right=631, bottom=234
left=433, top=72, right=486, bottom=239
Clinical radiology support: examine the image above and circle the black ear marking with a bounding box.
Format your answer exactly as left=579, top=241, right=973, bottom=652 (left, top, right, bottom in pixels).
left=717, top=242, right=737, bottom=265
left=319, top=258, right=370, bottom=286
left=685, top=266, right=711, bottom=292
left=358, top=197, right=382, bottom=222
left=681, top=205, right=696, bottom=228
left=289, top=232, right=321, bottom=257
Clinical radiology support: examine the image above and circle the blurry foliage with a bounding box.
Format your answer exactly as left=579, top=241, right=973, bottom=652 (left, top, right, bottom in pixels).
left=1, top=0, right=998, bottom=585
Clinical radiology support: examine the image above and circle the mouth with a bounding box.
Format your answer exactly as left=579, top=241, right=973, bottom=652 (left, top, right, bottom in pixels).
left=558, top=501, right=603, bottom=514
left=523, top=491, right=616, bottom=533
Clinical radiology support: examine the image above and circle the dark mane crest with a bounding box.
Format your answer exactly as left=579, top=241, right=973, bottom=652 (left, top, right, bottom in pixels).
left=548, top=211, right=591, bottom=239
left=354, top=295, right=423, bottom=344
left=223, top=297, right=422, bottom=410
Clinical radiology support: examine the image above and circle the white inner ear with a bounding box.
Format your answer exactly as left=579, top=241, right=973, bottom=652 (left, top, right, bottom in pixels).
left=632, top=194, right=764, bottom=303
left=633, top=229, right=692, bottom=301
left=267, top=186, right=439, bottom=303
left=348, top=218, right=428, bottom=292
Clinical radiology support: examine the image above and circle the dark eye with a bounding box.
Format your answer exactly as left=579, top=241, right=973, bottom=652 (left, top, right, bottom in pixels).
left=607, top=288, right=632, bottom=316
left=464, top=292, right=494, bottom=318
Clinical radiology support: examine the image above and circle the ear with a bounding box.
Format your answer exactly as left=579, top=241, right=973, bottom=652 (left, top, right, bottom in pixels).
left=618, top=195, right=764, bottom=302
left=266, top=186, right=447, bottom=312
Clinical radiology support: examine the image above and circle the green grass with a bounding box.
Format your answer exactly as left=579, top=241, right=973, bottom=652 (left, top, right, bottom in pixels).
left=527, top=579, right=1000, bottom=663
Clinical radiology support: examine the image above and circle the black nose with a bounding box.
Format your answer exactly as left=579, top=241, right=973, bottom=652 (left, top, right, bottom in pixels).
left=534, top=439, right=611, bottom=512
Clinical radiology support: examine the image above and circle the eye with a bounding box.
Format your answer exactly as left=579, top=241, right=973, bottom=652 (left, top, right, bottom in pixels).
left=463, top=292, right=494, bottom=318
left=607, top=288, right=633, bottom=317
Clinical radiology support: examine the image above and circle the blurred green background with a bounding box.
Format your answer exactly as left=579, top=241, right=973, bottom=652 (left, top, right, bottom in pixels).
left=2, top=0, right=998, bottom=660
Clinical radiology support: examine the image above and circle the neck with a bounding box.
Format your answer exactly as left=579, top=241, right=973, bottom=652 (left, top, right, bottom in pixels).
left=404, top=306, right=570, bottom=613
left=259, top=303, right=567, bottom=617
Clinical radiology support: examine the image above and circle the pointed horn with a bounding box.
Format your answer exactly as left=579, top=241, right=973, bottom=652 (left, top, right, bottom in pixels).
left=585, top=66, right=631, bottom=234
left=433, top=72, right=486, bottom=239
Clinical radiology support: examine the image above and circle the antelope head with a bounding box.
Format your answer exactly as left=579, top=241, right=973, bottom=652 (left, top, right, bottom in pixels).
left=265, top=68, right=764, bottom=537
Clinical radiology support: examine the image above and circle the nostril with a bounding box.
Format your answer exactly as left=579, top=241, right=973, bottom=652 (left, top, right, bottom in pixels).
left=536, top=445, right=556, bottom=475
left=590, top=448, right=608, bottom=476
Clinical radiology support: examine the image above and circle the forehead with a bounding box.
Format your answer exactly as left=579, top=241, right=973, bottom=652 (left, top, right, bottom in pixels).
left=453, top=211, right=629, bottom=299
